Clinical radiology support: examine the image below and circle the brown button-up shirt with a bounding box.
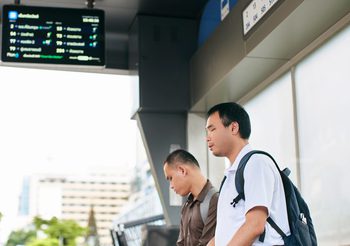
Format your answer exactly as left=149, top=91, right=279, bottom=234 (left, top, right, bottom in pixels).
left=177, top=180, right=218, bottom=246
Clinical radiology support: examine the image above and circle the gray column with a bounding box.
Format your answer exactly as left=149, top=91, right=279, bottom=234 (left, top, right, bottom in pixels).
left=129, top=15, right=197, bottom=225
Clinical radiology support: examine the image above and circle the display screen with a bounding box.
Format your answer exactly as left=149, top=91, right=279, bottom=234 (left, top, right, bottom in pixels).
left=1, top=5, right=105, bottom=66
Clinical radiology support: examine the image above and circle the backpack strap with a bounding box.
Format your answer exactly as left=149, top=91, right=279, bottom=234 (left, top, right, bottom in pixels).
left=233, top=150, right=286, bottom=242
left=233, top=150, right=280, bottom=206
left=200, top=186, right=217, bottom=224
left=218, top=176, right=227, bottom=193
left=267, top=217, right=287, bottom=238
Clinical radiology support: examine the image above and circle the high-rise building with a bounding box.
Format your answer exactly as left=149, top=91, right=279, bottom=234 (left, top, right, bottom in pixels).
left=18, top=177, right=31, bottom=216
left=22, top=168, right=132, bottom=246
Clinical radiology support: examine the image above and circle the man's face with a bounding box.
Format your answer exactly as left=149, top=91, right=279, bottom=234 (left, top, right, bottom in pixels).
left=206, top=111, right=233, bottom=157
left=163, top=162, right=190, bottom=197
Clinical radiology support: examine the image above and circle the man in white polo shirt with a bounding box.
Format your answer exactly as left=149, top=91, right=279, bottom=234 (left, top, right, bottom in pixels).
left=205, top=102, right=290, bottom=246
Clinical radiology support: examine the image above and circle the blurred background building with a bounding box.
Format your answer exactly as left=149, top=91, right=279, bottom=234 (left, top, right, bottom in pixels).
left=17, top=167, right=132, bottom=246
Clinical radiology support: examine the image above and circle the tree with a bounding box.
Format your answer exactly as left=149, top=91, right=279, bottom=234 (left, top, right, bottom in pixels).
left=5, top=229, right=36, bottom=246
left=32, top=216, right=86, bottom=246
left=6, top=216, right=86, bottom=246
left=27, top=238, right=59, bottom=246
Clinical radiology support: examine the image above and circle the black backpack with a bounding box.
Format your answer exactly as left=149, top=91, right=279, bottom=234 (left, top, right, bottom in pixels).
left=221, top=150, right=317, bottom=246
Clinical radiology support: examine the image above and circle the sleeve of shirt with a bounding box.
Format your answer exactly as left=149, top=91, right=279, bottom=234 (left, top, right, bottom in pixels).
left=197, top=192, right=218, bottom=246
left=243, top=155, right=275, bottom=216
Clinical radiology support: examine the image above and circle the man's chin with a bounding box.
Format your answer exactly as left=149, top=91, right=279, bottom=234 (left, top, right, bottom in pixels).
left=213, top=152, right=225, bottom=158
left=179, top=191, right=189, bottom=197
left=210, top=149, right=221, bottom=156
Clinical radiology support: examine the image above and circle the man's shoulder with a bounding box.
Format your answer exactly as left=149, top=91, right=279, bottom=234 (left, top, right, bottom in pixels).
left=201, top=184, right=218, bottom=209
left=204, top=183, right=218, bottom=200
left=197, top=180, right=215, bottom=201
left=246, top=151, right=273, bottom=162
left=245, top=152, right=276, bottom=170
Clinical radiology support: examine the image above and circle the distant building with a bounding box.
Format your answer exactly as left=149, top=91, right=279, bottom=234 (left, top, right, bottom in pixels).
left=21, top=167, right=132, bottom=246
left=18, top=176, right=31, bottom=216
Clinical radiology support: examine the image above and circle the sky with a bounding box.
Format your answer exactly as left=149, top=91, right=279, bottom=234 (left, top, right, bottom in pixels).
left=0, top=65, right=138, bottom=242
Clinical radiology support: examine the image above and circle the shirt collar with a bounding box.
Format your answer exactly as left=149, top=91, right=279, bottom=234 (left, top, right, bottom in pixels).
left=225, top=144, right=252, bottom=174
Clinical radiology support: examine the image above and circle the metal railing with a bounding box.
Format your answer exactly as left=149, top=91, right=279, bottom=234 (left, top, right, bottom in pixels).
left=111, top=214, right=165, bottom=246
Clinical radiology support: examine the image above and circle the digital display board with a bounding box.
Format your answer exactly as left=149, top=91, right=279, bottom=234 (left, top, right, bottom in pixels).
left=1, top=5, right=105, bottom=66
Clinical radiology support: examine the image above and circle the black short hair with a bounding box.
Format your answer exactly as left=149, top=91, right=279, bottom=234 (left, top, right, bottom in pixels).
left=207, top=102, right=251, bottom=139
left=164, top=149, right=200, bottom=168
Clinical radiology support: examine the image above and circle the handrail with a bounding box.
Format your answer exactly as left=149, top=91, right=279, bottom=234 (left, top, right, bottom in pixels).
left=111, top=214, right=165, bottom=246
left=123, top=214, right=164, bottom=228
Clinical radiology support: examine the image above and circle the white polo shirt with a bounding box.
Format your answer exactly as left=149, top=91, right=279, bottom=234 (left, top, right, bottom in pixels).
left=215, top=144, right=290, bottom=245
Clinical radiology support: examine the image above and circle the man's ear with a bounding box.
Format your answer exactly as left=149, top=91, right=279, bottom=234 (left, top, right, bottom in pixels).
left=231, top=121, right=239, bottom=135
left=176, top=165, right=187, bottom=176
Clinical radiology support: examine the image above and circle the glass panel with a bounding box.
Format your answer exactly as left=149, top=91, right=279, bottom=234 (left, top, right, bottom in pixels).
left=295, top=25, right=350, bottom=245
left=244, top=72, right=298, bottom=183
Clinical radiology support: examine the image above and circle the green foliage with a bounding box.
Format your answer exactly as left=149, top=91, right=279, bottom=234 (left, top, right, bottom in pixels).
left=33, top=216, right=51, bottom=231
left=6, top=216, right=87, bottom=246
left=27, top=238, right=59, bottom=246
left=0, top=211, right=3, bottom=222
left=5, top=229, right=36, bottom=246
left=32, top=216, right=87, bottom=246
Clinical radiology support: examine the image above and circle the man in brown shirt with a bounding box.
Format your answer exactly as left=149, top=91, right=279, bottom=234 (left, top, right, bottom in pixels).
left=164, top=149, right=218, bottom=246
